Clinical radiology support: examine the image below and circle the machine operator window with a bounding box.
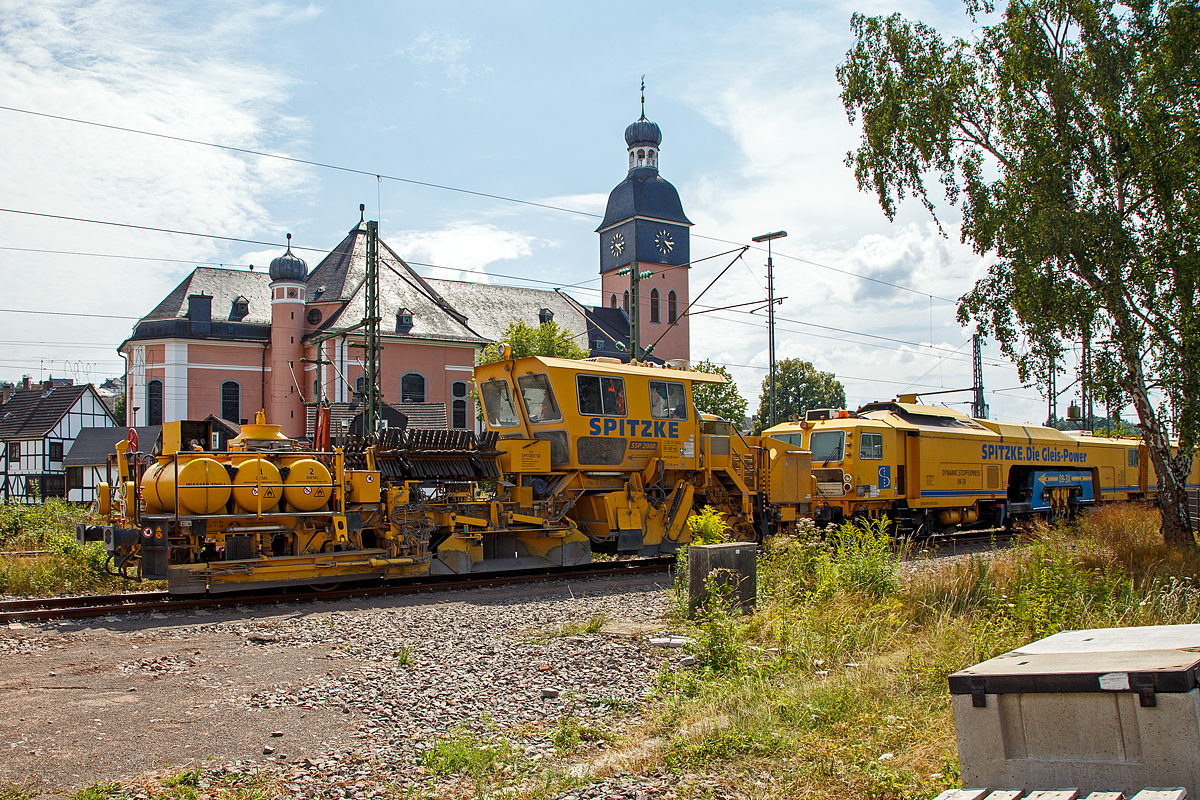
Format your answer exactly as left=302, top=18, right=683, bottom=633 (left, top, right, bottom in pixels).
left=859, top=432, right=883, bottom=460
left=810, top=430, right=845, bottom=463
left=649, top=381, right=687, bottom=419
left=577, top=374, right=626, bottom=416
left=518, top=373, right=562, bottom=424
left=479, top=379, right=520, bottom=428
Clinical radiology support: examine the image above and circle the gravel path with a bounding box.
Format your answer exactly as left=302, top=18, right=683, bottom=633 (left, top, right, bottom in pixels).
left=1, top=575, right=736, bottom=799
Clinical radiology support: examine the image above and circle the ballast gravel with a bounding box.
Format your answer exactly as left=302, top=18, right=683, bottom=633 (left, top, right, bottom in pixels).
left=0, top=575, right=732, bottom=799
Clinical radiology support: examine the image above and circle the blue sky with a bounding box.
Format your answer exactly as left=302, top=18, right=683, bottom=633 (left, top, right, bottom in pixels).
left=0, top=0, right=1083, bottom=424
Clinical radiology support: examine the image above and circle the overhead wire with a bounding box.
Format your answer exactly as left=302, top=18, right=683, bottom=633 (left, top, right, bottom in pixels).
left=0, top=103, right=958, bottom=303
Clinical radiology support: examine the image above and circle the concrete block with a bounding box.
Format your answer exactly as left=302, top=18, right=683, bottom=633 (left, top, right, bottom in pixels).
left=1082, top=793, right=1126, bottom=799
left=687, top=542, right=756, bottom=615
left=931, top=791, right=988, bottom=800
left=1128, top=791, right=1186, bottom=800
left=982, top=792, right=1024, bottom=799
left=1025, top=792, right=1078, bottom=800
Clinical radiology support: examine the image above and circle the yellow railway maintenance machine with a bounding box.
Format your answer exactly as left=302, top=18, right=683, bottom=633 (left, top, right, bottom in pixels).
left=80, top=352, right=815, bottom=594
left=764, top=398, right=1177, bottom=536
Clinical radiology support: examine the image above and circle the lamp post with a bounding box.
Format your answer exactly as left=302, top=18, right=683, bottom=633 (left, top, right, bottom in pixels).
left=752, top=230, right=787, bottom=428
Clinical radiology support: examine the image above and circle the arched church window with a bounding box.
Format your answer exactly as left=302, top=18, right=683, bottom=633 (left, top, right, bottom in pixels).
left=623, top=291, right=629, bottom=313
left=610, top=293, right=617, bottom=309
left=221, top=381, right=240, bottom=423
left=401, top=372, right=426, bottom=404
left=147, top=379, right=163, bottom=426
left=650, top=288, right=660, bottom=323
left=668, top=290, right=678, bottom=324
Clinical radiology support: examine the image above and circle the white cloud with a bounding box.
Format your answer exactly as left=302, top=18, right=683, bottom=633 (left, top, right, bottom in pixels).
left=388, top=223, right=539, bottom=282
left=402, top=30, right=471, bottom=86
left=0, top=0, right=311, bottom=382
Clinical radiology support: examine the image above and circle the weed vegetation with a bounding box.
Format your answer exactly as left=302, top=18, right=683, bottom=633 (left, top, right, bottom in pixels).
left=0, top=499, right=160, bottom=596
left=651, top=503, right=1200, bottom=799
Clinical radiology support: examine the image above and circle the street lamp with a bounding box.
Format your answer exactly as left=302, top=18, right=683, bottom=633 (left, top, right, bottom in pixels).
left=752, top=230, right=787, bottom=428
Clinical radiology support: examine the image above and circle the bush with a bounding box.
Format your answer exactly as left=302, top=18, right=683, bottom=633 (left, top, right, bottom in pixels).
left=0, top=499, right=156, bottom=596
left=687, top=505, right=730, bottom=545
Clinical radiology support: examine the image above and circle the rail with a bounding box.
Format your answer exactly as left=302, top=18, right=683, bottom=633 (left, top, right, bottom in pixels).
left=0, top=556, right=677, bottom=623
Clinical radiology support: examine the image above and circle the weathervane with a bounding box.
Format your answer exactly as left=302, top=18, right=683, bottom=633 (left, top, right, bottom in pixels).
left=640, top=75, right=646, bottom=118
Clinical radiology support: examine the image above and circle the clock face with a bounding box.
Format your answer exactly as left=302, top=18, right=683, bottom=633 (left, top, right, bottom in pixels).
left=609, top=232, right=625, bottom=257
left=655, top=230, right=674, bottom=254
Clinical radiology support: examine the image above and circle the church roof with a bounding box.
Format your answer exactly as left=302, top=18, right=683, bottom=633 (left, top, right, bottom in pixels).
left=312, top=231, right=485, bottom=346
left=423, top=280, right=591, bottom=343
left=143, top=269, right=273, bottom=325
left=596, top=167, right=693, bottom=232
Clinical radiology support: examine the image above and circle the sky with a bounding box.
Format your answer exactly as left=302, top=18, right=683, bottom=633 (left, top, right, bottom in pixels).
left=0, top=0, right=1093, bottom=426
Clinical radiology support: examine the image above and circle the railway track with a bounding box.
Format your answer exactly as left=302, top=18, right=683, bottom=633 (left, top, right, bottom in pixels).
left=0, top=556, right=677, bottom=623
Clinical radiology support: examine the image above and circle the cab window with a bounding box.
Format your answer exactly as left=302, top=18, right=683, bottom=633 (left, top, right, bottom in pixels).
left=577, top=375, right=626, bottom=416
left=810, top=430, right=845, bottom=462
left=517, top=373, right=562, bottom=424
left=649, top=381, right=687, bottom=419
left=859, top=432, right=883, bottom=459
left=479, top=379, right=520, bottom=428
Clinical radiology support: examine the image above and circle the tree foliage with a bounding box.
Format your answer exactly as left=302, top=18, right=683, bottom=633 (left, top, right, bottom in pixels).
left=755, top=359, right=846, bottom=433
left=689, top=360, right=748, bottom=426
left=477, top=319, right=590, bottom=365
left=839, top=0, right=1200, bottom=543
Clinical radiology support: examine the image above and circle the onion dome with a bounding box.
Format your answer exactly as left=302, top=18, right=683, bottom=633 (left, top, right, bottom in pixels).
left=624, top=115, right=662, bottom=148
left=269, top=233, right=307, bottom=282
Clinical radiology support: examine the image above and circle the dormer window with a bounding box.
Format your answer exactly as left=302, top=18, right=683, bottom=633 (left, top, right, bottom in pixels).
left=396, top=308, right=413, bottom=332
left=230, top=297, right=249, bottom=321
left=538, top=308, right=554, bottom=325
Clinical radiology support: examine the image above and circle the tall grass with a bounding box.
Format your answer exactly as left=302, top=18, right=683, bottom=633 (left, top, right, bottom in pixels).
left=0, top=500, right=154, bottom=596
left=651, top=503, right=1196, bottom=799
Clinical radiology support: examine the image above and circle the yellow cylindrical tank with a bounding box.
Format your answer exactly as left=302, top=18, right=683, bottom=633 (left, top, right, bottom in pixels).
left=141, top=457, right=232, bottom=515
left=284, top=458, right=332, bottom=511
left=232, top=458, right=282, bottom=513
left=141, top=462, right=167, bottom=513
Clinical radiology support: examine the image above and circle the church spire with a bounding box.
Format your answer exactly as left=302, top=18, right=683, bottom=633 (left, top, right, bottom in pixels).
left=625, top=78, right=661, bottom=171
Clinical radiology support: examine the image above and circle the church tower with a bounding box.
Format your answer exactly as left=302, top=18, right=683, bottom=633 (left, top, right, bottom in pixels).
left=268, top=234, right=308, bottom=437
left=597, top=96, right=692, bottom=363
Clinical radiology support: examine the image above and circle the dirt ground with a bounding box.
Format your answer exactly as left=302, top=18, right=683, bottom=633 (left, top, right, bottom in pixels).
left=1, top=609, right=352, bottom=794
left=0, top=575, right=668, bottom=797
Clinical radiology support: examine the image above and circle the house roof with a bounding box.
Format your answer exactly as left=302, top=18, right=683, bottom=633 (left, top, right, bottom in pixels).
left=63, top=426, right=162, bottom=466
left=0, top=385, right=111, bottom=440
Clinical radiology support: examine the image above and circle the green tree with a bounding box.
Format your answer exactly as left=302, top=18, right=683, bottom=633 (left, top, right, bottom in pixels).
left=112, top=393, right=126, bottom=426
left=477, top=319, right=589, bottom=364
left=838, top=0, right=1200, bottom=544
left=689, top=360, right=748, bottom=425
left=755, top=359, right=846, bottom=433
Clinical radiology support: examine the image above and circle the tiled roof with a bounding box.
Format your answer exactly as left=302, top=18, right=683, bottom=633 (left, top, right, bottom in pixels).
left=0, top=385, right=104, bottom=440
left=63, top=426, right=161, bottom=466
left=321, top=236, right=485, bottom=345
left=424, top=280, right=591, bottom=343
left=144, top=268, right=273, bottom=324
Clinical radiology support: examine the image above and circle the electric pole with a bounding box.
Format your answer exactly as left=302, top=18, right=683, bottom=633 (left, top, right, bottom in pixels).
left=363, top=220, right=382, bottom=434
left=972, top=334, right=988, bottom=419
left=752, top=230, right=787, bottom=428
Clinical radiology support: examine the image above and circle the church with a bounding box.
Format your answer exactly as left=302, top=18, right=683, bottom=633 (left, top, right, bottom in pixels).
left=119, top=107, right=694, bottom=438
